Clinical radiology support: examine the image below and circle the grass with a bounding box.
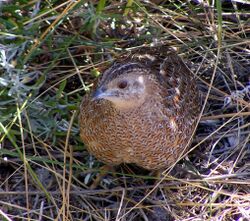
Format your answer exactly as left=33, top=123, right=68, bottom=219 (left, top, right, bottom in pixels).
left=0, top=0, right=250, bottom=220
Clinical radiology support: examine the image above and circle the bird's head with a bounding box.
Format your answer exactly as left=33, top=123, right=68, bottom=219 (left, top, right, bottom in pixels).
left=91, top=64, right=153, bottom=110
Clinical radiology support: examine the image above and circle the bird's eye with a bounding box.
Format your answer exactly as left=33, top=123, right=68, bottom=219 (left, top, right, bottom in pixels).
left=117, top=80, right=128, bottom=89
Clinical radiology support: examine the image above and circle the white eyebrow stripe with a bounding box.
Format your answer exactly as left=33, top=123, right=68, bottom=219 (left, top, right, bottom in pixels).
left=138, top=76, right=144, bottom=83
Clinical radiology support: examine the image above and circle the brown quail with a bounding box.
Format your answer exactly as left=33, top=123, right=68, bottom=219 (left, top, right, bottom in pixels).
left=79, top=45, right=200, bottom=171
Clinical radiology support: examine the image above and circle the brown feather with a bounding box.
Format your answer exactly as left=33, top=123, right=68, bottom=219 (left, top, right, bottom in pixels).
left=79, top=45, right=200, bottom=170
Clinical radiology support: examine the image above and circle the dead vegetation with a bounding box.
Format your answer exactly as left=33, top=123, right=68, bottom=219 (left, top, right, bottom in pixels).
left=0, top=0, right=250, bottom=220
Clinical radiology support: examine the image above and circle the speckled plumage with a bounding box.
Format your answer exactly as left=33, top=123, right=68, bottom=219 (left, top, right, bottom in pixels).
left=79, top=45, right=200, bottom=170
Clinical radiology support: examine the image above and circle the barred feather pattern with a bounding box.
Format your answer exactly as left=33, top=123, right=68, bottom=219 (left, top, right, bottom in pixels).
left=79, top=45, right=200, bottom=170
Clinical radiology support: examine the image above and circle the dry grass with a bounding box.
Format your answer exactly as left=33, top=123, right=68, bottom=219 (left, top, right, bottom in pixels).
left=0, top=0, right=250, bottom=220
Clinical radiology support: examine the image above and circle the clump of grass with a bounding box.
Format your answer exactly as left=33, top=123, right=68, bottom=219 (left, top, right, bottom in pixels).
left=0, top=0, right=250, bottom=220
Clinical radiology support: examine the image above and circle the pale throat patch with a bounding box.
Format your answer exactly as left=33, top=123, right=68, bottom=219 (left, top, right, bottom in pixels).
left=112, top=98, right=145, bottom=111
left=109, top=75, right=146, bottom=111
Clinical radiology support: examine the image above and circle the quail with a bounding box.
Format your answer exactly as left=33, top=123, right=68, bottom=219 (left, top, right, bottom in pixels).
left=79, top=45, right=200, bottom=171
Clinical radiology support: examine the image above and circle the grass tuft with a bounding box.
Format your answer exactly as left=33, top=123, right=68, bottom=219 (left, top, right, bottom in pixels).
left=0, top=0, right=250, bottom=220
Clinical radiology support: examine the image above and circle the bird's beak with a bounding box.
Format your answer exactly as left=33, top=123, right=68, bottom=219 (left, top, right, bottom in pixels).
left=91, top=87, right=107, bottom=101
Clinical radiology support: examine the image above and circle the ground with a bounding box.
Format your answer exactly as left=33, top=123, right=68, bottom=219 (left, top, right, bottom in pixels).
left=0, top=1, right=250, bottom=220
